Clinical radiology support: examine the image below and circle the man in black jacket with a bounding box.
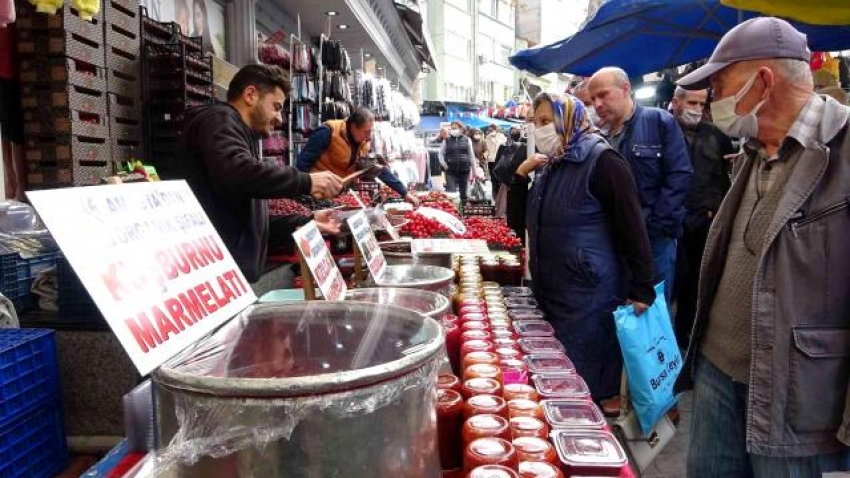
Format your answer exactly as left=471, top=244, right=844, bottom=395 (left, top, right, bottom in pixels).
left=173, top=64, right=344, bottom=282
left=670, top=86, right=734, bottom=344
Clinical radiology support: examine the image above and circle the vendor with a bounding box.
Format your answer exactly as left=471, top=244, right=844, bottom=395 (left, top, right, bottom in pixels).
left=174, top=64, right=344, bottom=282
left=296, top=107, right=420, bottom=205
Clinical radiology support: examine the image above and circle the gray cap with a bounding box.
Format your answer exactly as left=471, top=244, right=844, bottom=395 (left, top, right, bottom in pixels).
left=677, top=17, right=811, bottom=90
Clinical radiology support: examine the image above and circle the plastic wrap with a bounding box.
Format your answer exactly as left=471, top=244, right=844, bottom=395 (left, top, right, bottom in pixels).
left=346, top=287, right=451, bottom=321
left=148, top=302, right=444, bottom=477
left=373, top=264, right=456, bottom=298
left=0, top=201, right=57, bottom=258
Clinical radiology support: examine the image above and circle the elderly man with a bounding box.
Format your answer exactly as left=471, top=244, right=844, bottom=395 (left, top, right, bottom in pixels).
left=669, top=86, right=734, bottom=345
left=677, top=17, right=850, bottom=476
left=588, top=67, right=693, bottom=304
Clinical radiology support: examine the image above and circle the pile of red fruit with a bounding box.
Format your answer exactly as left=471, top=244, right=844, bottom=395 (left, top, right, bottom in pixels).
left=269, top=198, right=311, bottom=217
left=334, top=191, right=372, bottom=208
left=379, top=185, right=402, bottom=200
left=420, top=200, right=460, bottom=218
left=399, top=210, right=452, bottom=238
left=455, top=217, right=522, bottom=250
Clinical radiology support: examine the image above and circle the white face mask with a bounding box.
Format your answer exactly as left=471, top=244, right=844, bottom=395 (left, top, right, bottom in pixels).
left=450, top=129, right=461, bottom=137
left=710, top=72, right=766, bottom=138
left=678, top=108, right=703, bottom=128
left=533, top=123, right=562, bottom=156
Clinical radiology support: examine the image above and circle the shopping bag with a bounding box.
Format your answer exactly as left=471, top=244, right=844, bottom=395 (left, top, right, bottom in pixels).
left=469, top=179, right=487, bottom=203
left=613, top=282, right=681, bottom=435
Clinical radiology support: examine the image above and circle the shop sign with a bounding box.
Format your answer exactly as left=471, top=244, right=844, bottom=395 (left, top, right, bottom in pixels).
left=347, top=211, right=386, bottom=281
left=292, top=220, right=347, bottom=301
left=411, top=239, right=489, bottom=255
left=416, top=206, right=467, bottom=234
left=28, top=181, right=257, bottom=375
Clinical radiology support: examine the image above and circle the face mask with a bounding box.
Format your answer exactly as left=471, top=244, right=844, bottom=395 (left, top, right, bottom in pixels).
left=450, top=129, right=461, bottom=137
left=710, top=72, right=766, bottom=138
left=678, top=108, right=703, bottom=127
left=533, top=123, right=562, bottom=156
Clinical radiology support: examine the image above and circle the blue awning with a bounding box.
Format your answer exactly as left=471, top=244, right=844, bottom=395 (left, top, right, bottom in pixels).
left=415, top=115, right=446, bottom=132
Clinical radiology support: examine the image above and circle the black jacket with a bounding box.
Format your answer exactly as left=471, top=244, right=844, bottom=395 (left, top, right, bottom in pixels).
left=681, top=121, right=734, bottom=219
left=171, top=103, right=312, bottom=282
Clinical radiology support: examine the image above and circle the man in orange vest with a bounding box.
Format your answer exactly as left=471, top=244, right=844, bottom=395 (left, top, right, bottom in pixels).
left=297, top=107, right=420, bottom=205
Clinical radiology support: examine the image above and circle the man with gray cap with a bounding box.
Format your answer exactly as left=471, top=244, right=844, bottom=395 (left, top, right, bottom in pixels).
left=677, top=16, right=850, bottom=476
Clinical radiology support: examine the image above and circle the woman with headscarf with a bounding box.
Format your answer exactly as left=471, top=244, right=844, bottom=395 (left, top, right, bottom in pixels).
left=191, top=0, right=214, bottom=55
left=515, top=93, right=656, bottom=402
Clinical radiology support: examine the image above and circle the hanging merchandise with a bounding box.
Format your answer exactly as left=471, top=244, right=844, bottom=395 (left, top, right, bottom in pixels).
left=292, top=43, right=316, bottom=74
left=322, top=70, right=351, bottom=103
left=321, top=40, right=351, bottom=73
left=0, top=0, right=15, bottom=27
left=321, top=100, right=351, bottom=121
left=292, top=75, right=317, bottom=103
left=259, top=41, right=291, bottom=69
left=293, top=104, right=317, bottom=135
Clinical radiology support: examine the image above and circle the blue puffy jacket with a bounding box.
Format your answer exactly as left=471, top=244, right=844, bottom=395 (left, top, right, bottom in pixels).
left=613, top=104, right=693, bottom=238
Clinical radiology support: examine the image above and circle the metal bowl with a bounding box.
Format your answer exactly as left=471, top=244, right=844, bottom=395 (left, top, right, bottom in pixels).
left=374, top=264, right=456, bottom=298
left=346, top=287, right=451, bottom=321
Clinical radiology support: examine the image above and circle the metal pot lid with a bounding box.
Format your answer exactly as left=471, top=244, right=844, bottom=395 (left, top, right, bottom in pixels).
left=153, top=301, right=444, bottom=398
left=346, top=288, right=450, bottom=319
left=375, top=265, right=456, bottom=288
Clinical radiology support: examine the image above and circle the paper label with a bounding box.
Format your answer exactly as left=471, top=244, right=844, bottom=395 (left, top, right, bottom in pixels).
left=27, top=181, right=257, bottom=375
left=411, top=239, right=489, bottom=255
left=382, top=214, right=402, bottom=241
left=416, top=206, right=467, bottom=234
left=347, top=211, right=387, bottom=280
left=293, top=221, right=347, bottom=301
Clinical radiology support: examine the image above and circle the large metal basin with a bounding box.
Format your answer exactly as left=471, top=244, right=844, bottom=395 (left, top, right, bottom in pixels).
left=151, top=302, right=444, bottom=478
left=374, top=264, right=456, bottom=298
left=379, top=241, right=454, bottom=269
left=346, top=287, right=451, bottom=321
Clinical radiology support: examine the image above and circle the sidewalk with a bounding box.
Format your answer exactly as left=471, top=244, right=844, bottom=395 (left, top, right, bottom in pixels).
left=642, top=392, right=692, bottom=478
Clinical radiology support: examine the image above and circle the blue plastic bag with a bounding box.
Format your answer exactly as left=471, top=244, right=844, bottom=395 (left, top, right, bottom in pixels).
left=614, top=282, right=681, bottom=435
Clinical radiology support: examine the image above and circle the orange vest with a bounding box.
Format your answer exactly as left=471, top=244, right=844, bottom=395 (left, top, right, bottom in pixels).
left=312, top=120, right=371, bottom=177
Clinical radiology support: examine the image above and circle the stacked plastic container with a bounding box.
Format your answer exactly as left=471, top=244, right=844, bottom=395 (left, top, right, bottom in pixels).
left=0, top=329, right=67, bottom=477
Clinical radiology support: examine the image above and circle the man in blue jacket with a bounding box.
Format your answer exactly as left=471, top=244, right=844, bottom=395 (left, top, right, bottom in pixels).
left=588, top=67, right=693, bottom=304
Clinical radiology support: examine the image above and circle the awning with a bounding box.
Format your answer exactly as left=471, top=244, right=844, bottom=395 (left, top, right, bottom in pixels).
left=394, top=2, right=438, bottom=71
left=415, top=115, right=447, bottom=132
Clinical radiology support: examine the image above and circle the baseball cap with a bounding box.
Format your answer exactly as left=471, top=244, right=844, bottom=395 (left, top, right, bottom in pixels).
left=677, top=17, right=811, bottom=90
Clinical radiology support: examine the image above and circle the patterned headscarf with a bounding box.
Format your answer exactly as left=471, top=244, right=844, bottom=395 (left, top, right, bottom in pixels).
left=540, top=93, right=594, bottom=162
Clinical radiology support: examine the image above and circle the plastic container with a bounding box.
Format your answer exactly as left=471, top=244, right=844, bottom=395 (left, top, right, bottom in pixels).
left=542, top=400, right=606, bottom=430
left=507, top=399, right=545, bottom=421
left=464, top=437, right=519, bottom=473
left=0, top=252, right=61, bottom=312
left=513, top=437, right=558, bottom=465
left=551, top=430, right=628, bottom=477
left=0, top=396, right=68, bottom=478
left=500, top=359, right=530, bottom=386
left=468, top=465, right=521, bottom=477
left=505, top=298, right=539, bottom=310
left=0, top=329, right=60, bottom=427
left=501, top=287, right=534, bottom=298
left=503, top=384, right=540, bottom=402
left=509, top=310, right=546, bottom=322
left=464, top=394, right=509, bottom=420
left=464, top=364, right=504, bottom=384
left=462, top=414, right=512, bottom=443
left=524, top=354, right=576, bottom=375
left=517, top=461, right=565, bottom=478
left=438, top=389, right=465, bottom=471
left=513, top=321, right=555, bottom=338
left=518, top=338, right=566, bottom=355
left=152, top=302, right=444, bottom=477
left=346, top=287, right=451, bottom=321
left=375, top=264, right=456, bottom=298
left=438, top=374, right=463, bottom=393
left=462, top=378, right=504, bottom=399
left=532, top=374, right=591, bottom=400
left=509, top=416, right=550, bottom=440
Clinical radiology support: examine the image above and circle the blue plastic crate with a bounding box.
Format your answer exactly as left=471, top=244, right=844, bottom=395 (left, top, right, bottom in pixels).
left=0, top=252, right=60, bottom=313
left=0, top=396, right=68, bottom=478
left=0, top=329, right=60, bottom=428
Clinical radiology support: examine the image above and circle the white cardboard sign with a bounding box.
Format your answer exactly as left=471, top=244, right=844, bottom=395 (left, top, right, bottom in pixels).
left=382, top=214, right=401, bottom=241
left=411, top=239, right=489, bottom=255
left=293, top=220, right=347, bottom=301
left=347, top=211, right=386, bottom=281
left=416, top=206, right=467, bottom=234
left=27, top=181, right=257, bottom=375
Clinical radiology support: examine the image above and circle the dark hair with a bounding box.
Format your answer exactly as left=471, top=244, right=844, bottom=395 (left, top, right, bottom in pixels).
left=532, top=92, right=555, bottom=113
left=347, top=107, right=375, bottom=127
left=450, top=121, right=464, bottom=129
left=227, top=64, right=290, bottom=103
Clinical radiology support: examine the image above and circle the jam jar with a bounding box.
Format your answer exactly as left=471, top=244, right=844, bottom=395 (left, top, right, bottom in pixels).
left=507, top=398, right=545, bottom=421
left=438, top=373, right=463, bottom=393
left=503, top=383, right=540, bottom=402
left=509, top=416, right=550, bottom=440
left=461, top=340, right=496, bottom=358
left=462, top=414, right=512, bottom=444
left=462, top=351, right=500, bottom=370
left=464, top=363, right=504, bottom=384
left=512, top=437, right=558, bottom=465
left=464, top=437, right=519, bottom=473
left=468, top=465, right=521, bottom=478
left=462, top=330, right=493, bottom=344
left=464, top=394, right=509, bottom=420
left=517, top=461, right=565, bottom=478
left=499, top=359, right=530, bottom=386
left=462, top=377, right=504, bottom=399
left=462, top=321, right=492, bottom=334
left=437, top=389, right=465, bottom=470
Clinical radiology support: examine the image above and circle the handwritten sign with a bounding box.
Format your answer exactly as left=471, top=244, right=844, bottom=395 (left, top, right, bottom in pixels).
left=27, top=181, right=257, bottom=375
left=416, top=206, right=467, bottom=234
left=347, top=211, right=387, bottom=280
left=382, top=214, right=401, bottom=241
left=411, top=239, right=489, bottom=255
left=293, top=221, right=347, bottom=301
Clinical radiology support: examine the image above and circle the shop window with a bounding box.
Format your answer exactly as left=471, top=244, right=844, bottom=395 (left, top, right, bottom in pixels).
left=499, top=45, right=512, bottom=65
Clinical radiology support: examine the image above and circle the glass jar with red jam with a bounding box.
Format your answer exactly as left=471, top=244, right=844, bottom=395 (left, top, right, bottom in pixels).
left=491, top=328, right=518, bottom=341
left=437, top=389, right=464, bottom=470
left=517, top=461, right=565, bottom=478
left=501, top=260, right=524, bottom=286
left=503, top=383, right=540, bottom=402
left=500, top=359, right=530, bottom=386
left=463, top=363, right=504, bottom=384
left=462, top=351, right=500, bottom=370
left=460, top=305, right=487, bottom=317
left=438, top=373, right=463, bottom=393
left=481, top=260, right=501, bottom=283
left=443, top=320, right=461, bottom=374
left=468, top=465, right=521, bottom=478
left=507, top=398, right=545, bottom=421
left=461, top=340, right=495, bottom=358
left=462, top=313, right=489, bottom=325
left=462, top=377, right=504, bottom=399
left=509, top=416, right=550, bottom=440
left=462, top=414, right=512, bottom=444
left=493, top=338, right=520, bottom=350
left=464, top=437, right=519, bottom=472
left=495, top=347, right=524, bottom=362
left=462, top=330, right=493, bottom=344
left=464, top=394, right=509, bottom=420
left=512, top=437, right=558, bottom=465
left=462, top=321, right=492, bottom=334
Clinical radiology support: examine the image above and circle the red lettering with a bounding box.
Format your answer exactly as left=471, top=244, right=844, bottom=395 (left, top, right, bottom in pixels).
left=193, top=238, right=216, bottom=266
left=179, top=290, right=206, bottom=323
left=206, top=280, right=227, bottom=309
left=194, top=283, right=218, bottom=314
left=125, top=312, right=162, bottom=353
left=164, top=298, right=194, bottom=330
left=102, top=262, right=130, bottom=301
left=181, top=242, right=207, bottom=269
left=169, top=247, right=191, bottom=274
left=155, top=250, right=178, bottom=281
left=216, top=276, right=236, bottom=304
left=203, top=236, right=225, bottom=261
left=152, top=305, right=181, bottom=339
left=224, top=270, right=248, bottom=294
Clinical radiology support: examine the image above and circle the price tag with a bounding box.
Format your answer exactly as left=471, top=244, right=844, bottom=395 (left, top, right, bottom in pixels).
left=347, top=211, right=387, bottom=281
left=382, top=214, right=401, bottom=241
left=411, top=239, right=489, bottom=255
left=293, top=221, right=347, bottom=301
left=416, top=206, right=467, bottom=235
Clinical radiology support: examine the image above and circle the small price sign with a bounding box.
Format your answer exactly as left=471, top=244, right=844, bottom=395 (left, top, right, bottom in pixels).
left=293, top=221, right=347, bottom=301
left=347, top=211, right=387, bottom=281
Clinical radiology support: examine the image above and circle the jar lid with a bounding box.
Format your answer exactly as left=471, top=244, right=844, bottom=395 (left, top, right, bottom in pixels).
left=437, top=389, right=463, bottom=409
left=518, top=338, right=566, bottom=355
left=533, top=374, right=591, bottom=400
left=513, top=436, right=554, bottom=454
left=517, top=461, right=563, bottom=478
left=467, top=394, right=507, bottom=410
left=542, top=399, right=605, bottom=428
left=467, top=414, right=510, bottom=432
left=510, top=416, right=548, bottom=433
left=551, top=430, right=627, bottom=467
left=468, top=437, right=515, bottom=458
left=469, top=465, right=520, bottom=478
